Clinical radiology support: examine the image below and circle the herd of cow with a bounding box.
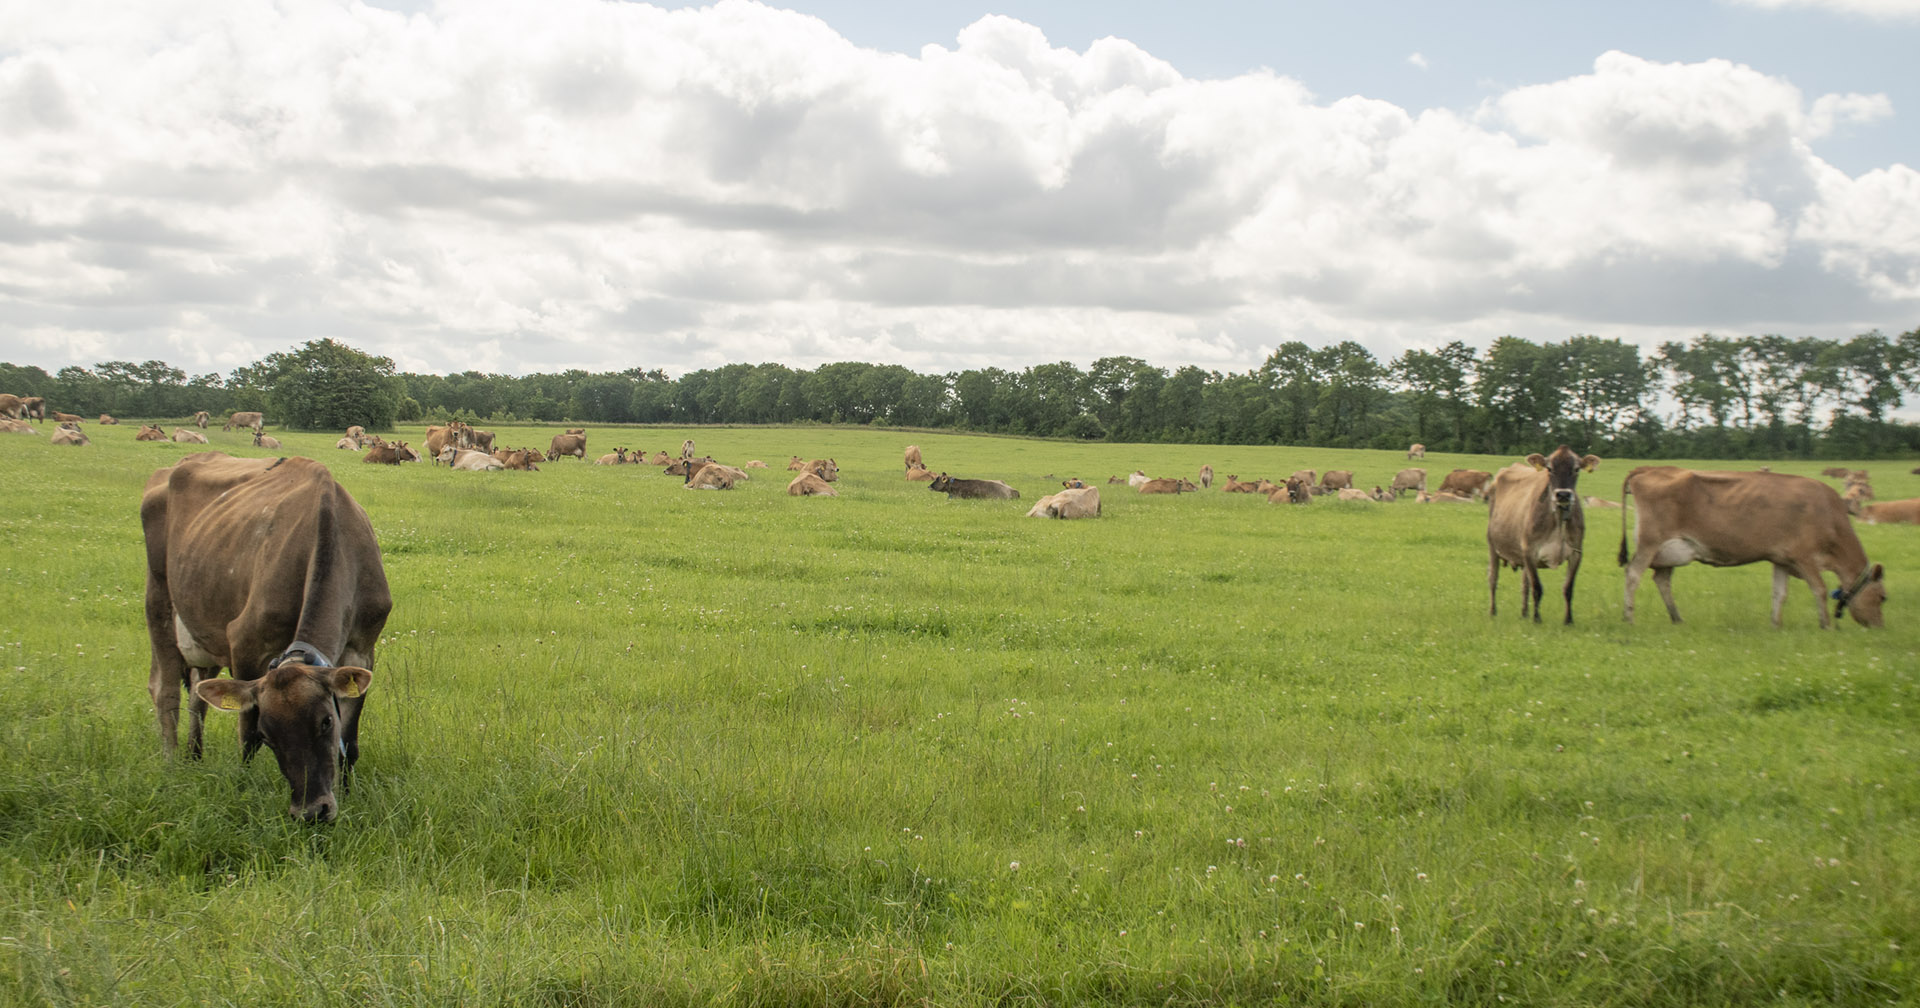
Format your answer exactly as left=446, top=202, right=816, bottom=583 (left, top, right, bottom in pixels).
left=3, top=399, right=1908, bottom=822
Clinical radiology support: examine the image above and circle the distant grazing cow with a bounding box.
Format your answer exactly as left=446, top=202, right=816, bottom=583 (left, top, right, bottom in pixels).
left=1199, top=465, right=1213, bottom=489
left=595, top=448, right=630, bottom=465
left=906, top=465, right=935, bottom=481
left=1126, top=470, right=1149, bottom=488
left=51, top=425, right=90, bottom=446
left=681, top=439, right=696, bottom=459
left=1320, top=470, right=1354, bottom=491
left=1861, top=498, right=1920, bottom=524
left=224, top=411, right=263, bottom=433
left=1390, top=468, right=1427, bottom=498
left=904, top=445, right=923, bottom=472
left=1027, top=486, right=1100, bottom=518
left=547, top=433, right=587, bottom=462
left=19, top=397, right=44, bottom=422
left=1619, top=467, right=1885, bottom=628
left=172, top=428, right=209, bottom=444
left=1138, top=478, right=1195, bottom=494
left=141, top=452, right=390, bottom=822
left=362, top=442, right=405, bottom=465
left=253, top=433, right=282, bottom=450
left=136, top=424, right=168, bottom=442
left=788, top=472, right=838, bottom=496
left=929, top=473, right=1020, bottom=499
left=1438, top=469, right=1493, bottom=499
left=439, top=447, right=505, bottom=470
left=99, top=414, right=118, bottom=425
left=1486, top=446, right=1601, bottom=624
left=1408, top=443, right=1425, bottom=459
left=193, top=411, right=210, bottom=428
left=805, top=458, right=839, bottom=481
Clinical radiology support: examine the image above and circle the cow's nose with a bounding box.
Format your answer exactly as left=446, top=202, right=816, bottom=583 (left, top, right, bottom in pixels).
left=1554, top=489, right=1574, bottom=503
left=295, top=795, right=337, bottom=823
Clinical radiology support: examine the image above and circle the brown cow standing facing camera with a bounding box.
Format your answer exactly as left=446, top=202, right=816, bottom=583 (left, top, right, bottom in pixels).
left=1486, top=446, right=1600, bottom=625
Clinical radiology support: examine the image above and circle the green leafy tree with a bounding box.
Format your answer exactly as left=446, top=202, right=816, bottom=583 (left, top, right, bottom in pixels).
left=265, top=339, right=405, bottom=430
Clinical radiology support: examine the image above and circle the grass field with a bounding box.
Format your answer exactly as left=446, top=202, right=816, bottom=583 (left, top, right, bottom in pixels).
left=1, top=422, right=1916, bottom=1007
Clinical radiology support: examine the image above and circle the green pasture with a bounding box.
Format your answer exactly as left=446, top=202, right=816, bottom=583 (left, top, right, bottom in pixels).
left=1, top=422, right=1915, bottom=1007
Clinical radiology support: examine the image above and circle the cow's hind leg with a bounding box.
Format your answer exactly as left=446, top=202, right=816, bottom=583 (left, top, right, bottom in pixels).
left=1488, top=549, right=1501, bottom=617
left=184, top=667, right=215, bottom=758
left=1652, top=568, right=1682, bottom=623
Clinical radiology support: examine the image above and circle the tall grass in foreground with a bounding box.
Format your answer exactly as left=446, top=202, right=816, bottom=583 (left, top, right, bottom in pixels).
left=1, top=424, right=1915, bottom=1006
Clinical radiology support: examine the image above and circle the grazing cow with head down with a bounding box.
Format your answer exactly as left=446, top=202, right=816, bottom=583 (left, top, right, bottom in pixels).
left=1486, top=446, right=1601, bottom=624
left=788, top=472, right=838, bottom=496
left=224, top=411, right=264, bottom=433
left=142, top=453, right=391, bottom=822
left=1438, top=469, right=1494, bottom=500
left=1390, top=468, right=1427, bottom=498
left=1408, top=443, right=1425, bottom=459
left=1026, top=486, right=1100, bottom=518
left=547, top=433, right=587, bottom=462
left=1619, top=467, right=1886, bottom=628
left=929, top=473, right=1020, bottom=499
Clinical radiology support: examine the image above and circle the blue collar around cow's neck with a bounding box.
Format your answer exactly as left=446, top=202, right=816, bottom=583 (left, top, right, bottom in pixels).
left=270, top=641, right=333, bottom=669
left=1830, top=563, right=1876, bottom=619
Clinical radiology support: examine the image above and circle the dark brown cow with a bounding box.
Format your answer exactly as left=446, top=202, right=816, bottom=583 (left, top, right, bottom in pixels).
left=1486, top=447, right=1600, bottom=624
left=904, top=445, right=923, bottom=472
left=929, top=473, right=1020, bottom=499
left=223, top=411, right=264, bottom=433
left=1438, top=469, right=1493, bottom=499
left=547, top=432, right=587, bottom=461
left=1619, top=467, right=1886, bottom=628
left=142, top=453, right=391, bottom=822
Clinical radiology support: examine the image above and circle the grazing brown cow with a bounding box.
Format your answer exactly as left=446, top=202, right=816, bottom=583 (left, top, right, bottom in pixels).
left=0, top=393, right=20, bottom=419
left=904, top=445, right=923, bottom=472
left=1199, top=465, right=1213, bottom=490
left=362, top=442, right=405, bottom=464
left=193, top=410, right=210, bottom=428
left=253, top=432, right=282, bottom=450
left=788, top=472, right=838, bottom=496
left=52, top=424, right=90, bottom=446
left=805, top=458, right=839, bottom=481
left=1438, top=469, right=1493, bottom=499
left=99, top=414, right=118, bottom=425
left=223, top=411, right=264, bottom=433
left=1486, top=447, right=1601, bottom=625
left=143, top=454, right=389, bottom=822
left=135, top=424, right=168, bottom=441
left=547, top=432, right=587, bottom=461
left=1320, top=470, right=1354, bottom=491
left=1861, top=498, right=1920, bottom=524
left=1389, top=468, right=1427, bottom=498
left=929, top=473, right=1020, bottom=499
left=1408, top=443, right=1425, bottom=459
left=1619, top=467, right=1886, bottom=628
left=172, top=428, right=209, bottom=444
left=1138, top=478, right=1196, bottom=494
left=1027, top=486, right=1100, bottom=518
left=906, top=465, right=935, bottom=481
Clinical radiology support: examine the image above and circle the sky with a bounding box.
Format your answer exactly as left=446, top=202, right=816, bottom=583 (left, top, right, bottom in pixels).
left=1, top=0, right=1917, bottom=386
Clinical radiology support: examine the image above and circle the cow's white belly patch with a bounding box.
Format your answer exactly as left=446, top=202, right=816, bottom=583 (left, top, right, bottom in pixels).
left=1650, top=537, right=1703, bottom=567
left=174, top=616, right=222, bottom=668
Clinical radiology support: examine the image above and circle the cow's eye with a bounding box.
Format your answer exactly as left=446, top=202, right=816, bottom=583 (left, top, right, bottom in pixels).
left=317, top=715, right=333, bottom=735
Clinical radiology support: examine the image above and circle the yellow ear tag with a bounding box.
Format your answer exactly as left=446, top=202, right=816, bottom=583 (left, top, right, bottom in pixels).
left=338, top=682, right=363, bottom=699
left=214, top=695, right=247, bottom=711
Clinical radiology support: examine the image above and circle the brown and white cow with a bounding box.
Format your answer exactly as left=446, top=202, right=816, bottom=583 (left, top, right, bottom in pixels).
left=142, top=453, right=391, bottom=822
left=1389, top=468, right=1427, bottom=498
left=1486, top=446, right=1601, bottom=625
left=1438, top=469, right=1493, bottom=500
left=1861, top=498, right=1920, bottom=525
left=51, top=424, right=90, bottom=446
left=1199, top=465, right=1214, bottom=490
left=224, top=411, right=264, bottom=433
left=1138, top=477, right=1196, bottom=494
left=1026, top=486, right=1100, bottom=519
left=788, top=472, right=839, bottom=496
left=253, top=432, right=282, bottom=450
left=193, top=410, right=210, bottom=428
left=135, top=424, right=168, bottom=441
left=547, top=432, right=587, bottom=461
left=929, top=474, right=1020, bottom=499
left=904, top=445, right=923, bottom=472
left=439, top=446, right=505, bottom=470
left=172, top=428, right=209, bottom=444
left=1618, top=467, right=1886, bottom=628
left=1408, top=443, right=1425, bottom=459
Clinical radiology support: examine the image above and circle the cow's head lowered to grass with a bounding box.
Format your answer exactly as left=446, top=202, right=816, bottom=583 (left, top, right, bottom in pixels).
left=196, top=663, right=373, bottom=823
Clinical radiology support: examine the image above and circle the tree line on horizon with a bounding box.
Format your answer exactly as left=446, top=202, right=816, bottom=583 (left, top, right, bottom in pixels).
left=5, top=328, right=1918, bottom=459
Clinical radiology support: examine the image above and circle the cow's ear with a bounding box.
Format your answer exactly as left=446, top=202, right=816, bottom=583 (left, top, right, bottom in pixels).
left=195, top=677, right=259, bottom=712
left=326, top=667, right=373, bottom=699
left=1870, top=563, right=1885, bottom=583
left=1581, top=455, right=1601, bottom=473
left=1525, top=454, right=1547, bottom=470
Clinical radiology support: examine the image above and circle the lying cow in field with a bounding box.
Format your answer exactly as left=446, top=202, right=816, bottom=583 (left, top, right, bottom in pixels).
left=1417, top=491, right=1474, bottom=503
left=1288, top=469, right=1316, bottom=488
left=1334, top=488, right=1374, bottom=502
left=0, top=419, right=36, bottom=434
left=1486, top=446, right=1601, bottom=624
left=788, top=472, right=838, bottom=496
left=1860, top=498, right=1920, bottom=524
left=51, top=424, right=90, bottom=446
left=1438, top=469, right=1493, bottom=499
left=1222, top=476, right=1263, bottom=493
left=439, top=446, right=505, bottom=470
left=906, top=465, right=935, bottom=481
left=805, top=458, right=839, bottom=481
left=904, top=445, right=923, bottom=472
left=547, top=432, right=587, bottom=461
left=362, top=442, right=406, bottom=464
left=788, top=455, right=806, bottom=471
left=929, top=473, right=1020, bottom=499
left=135, top=424, right=167, bottom=441
left=1027, top=486, right=1100, bottom=518
left=173, top=428, right=209, bottom=444
left=336, top=436, right=359, bottom=450
left=595, top=448, right=630, bottom=465
left=0, top=393, right=20, bottom=419
left=253, top=432, right=282, bottom=449
left=99, top=414, right=118, bottom=424
left=142, top=452, right=391, bottom=822
left=52, top=411, right=84, bottom=424
left=1619, top=467, right=1886, bottom=628
left=1390, top=468, right=1426, bottom=498
left=1273, top=476, right=1312, bottom=504
left=1139, top=477, right=1196, bottom=494
left=1126, top=470, right=1149, bottom=488
left=687, top=463, right=746, bottom=489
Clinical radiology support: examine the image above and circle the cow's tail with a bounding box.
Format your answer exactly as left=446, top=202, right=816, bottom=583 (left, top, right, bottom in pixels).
left=1616, top=471, right=1634, bottom=566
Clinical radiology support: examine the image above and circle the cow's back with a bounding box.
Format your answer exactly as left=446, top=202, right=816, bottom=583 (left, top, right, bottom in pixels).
left=1625, top=467, right=1849, bottom=567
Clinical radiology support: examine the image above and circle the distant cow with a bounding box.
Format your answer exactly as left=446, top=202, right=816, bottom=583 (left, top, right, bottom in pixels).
left=1334, top=488, right=1374, bottom=502
left=1320, top=470, right=1354, bottom=491
left=51, top=411, right=84, bottom=424
left=1408, top=443, right=1425, bottom=459
left=336, top=437, right=359, bottom=450
left=1619, top=467, right=1885, bottom=628
left=1138, top=478, right=1195, bottom=494
left=1438, top=469, right=1493, bottom=499
left=594, top=448, right=630, bottom=465
left=686, top=463, right=744, bottom=489
left=0, top=393, right=20, bottom=419
left=906, top=465, right=935, bottom=481
left=99, top=414, right=118, bottom=424
left=547, top=433, right=588, bottom=461
left=1199, top=465, right=1213, bottom=489
left=681, top=439, right=696, bottom=459
left=362, top=442, right=405, bottom=465
left=1390, top=468, right=1427, bottom=498
left=253, top=433, right=282, bottom=450
left=805, top=458, right=839, bottom=481
left=646, top=450, right=671, bottom=465
left=346, top=426, right=365, bottom=441
left=135, top=424, right=168, bottom=441
left=19, top=397, right=44, bottom=422
left=1287, top=469, right=1316, bottom=488
left=788, top=472, right=839, bottom=496
left=193, top=411, right=210, bottom=428
left=172, top=428, right=209, bottom=444
left=1126, top=470, right=1149, bottom=488
left=439, top=447, right=505, bottom=471
left=904, top=445, right=923, bottom=472
left=787, top=455, right=807, bottom=471
left=1486, top=447, right=1601, bottom=625
left=224, top=411, right=264, bottom=433
left=51, top=425, right=90, bottom=446
left=929, top=473, right=1020, bottom=499
left=1861, top=498, right=1920, bottom=524
left=1027, top=486, right=1100, bottom=519
left=1418, top=491, right=1474, bottom=504
left=141, top=452, right=390, bottom=822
